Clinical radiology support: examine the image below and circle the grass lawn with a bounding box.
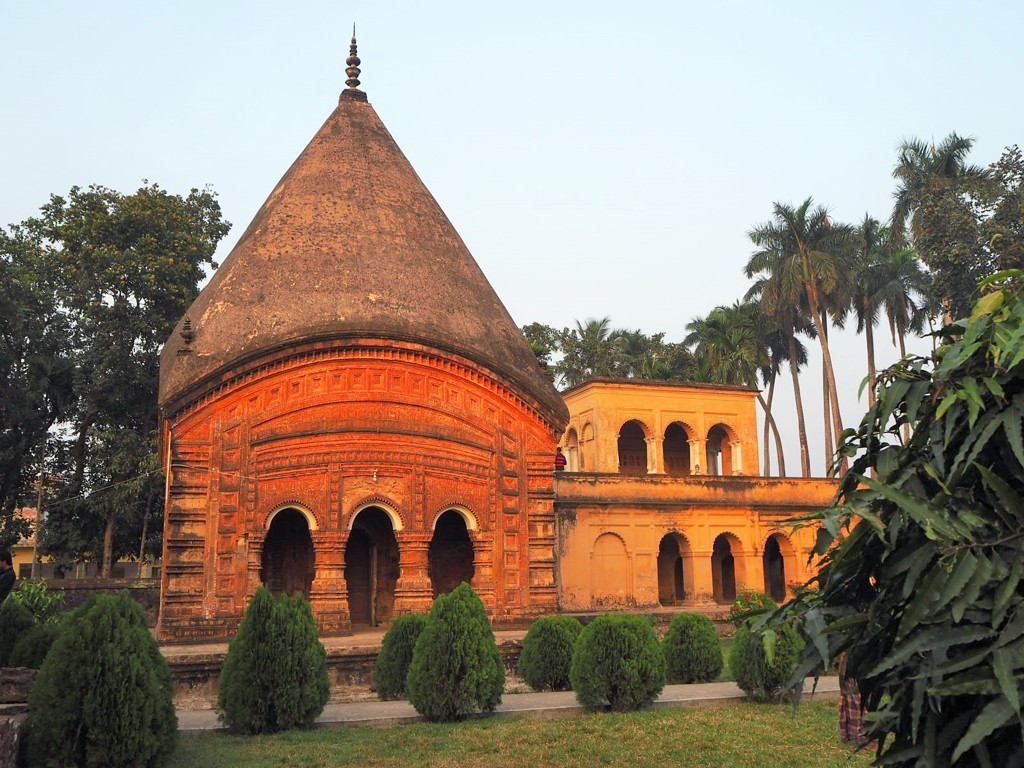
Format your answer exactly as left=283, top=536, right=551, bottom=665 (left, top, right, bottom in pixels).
left=170, top=699, right=873, bottom=768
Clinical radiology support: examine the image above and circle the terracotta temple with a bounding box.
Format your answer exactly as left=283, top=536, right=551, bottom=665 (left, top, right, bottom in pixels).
left=156, top=39, right=835, bottom=641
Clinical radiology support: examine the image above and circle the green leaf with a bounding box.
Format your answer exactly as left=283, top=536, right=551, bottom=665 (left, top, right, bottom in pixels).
left=991, top=649, right=1021, bottom=715
left=972, top=290, right=1005, bottom=320
left=859, top=476, right=960, bottom=540
left=952, top=696, right=1016, bottom=761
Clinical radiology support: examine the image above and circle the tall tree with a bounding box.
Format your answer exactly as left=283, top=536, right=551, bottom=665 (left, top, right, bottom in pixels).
left=890, top=133, right=991, bottom=319
left=15, top=183, right=230, bottom=576
left=747, top=198, right=855, bottom=475
left=745, top=279, right=814, bottom=477
left=0, top=232, right=75, bottom=546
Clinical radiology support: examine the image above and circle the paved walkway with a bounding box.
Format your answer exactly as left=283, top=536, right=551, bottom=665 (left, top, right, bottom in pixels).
left=176, top=677, right=841, bottom=732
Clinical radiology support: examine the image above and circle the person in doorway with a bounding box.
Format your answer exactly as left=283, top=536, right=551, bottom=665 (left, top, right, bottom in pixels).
left=0, top=551, right=15, bottom=602
left=554, top=446, right=567, bottom=472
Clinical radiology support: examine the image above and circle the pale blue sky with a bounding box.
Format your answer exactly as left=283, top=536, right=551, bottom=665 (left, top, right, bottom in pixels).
left=3, top=1, right=1020, bottom=474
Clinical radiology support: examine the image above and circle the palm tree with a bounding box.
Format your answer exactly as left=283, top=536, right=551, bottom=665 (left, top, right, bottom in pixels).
left=747, top=198, right=855, bottom=476
left=554, top=317, right=621, bottom=387
left=746, top=278, right=814, bottom=477
left=890, top=133, right=990, bottom=319
left=684, top=302, right=786, bottom=477
left=850, top=215, right=886, bottom=409
left=876, top=249, right=930, bottom=360
left=891, top=133, right=988, bottom=244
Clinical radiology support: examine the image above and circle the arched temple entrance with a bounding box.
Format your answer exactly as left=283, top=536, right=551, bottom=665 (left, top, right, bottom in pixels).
left=618, top=420, right=647, bottom=475
left=657, top=533, right=692, bottom=605
left=711, top=533, right=738, bottom=604
left=429, top=509, right=475, bottom=597
left=261, top=507, right=314, bottom=596
left=763, top=533, right=788, bottom=602
left=345, top=506, right=399, bottom=627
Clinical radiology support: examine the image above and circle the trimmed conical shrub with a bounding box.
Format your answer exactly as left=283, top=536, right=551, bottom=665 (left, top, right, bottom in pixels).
left=0, top=598, right=35, bottom=666
left=663, top=612, right=724, bottom=683
left=373, top=613, right=428, bottom=700
left=570, top=614, right=666, bottom=711
left=406, top=582, right=504, bottom=721
left=730, top=622, right=804, bottom=703
left=517, top=615, right=582, bottom=691
left=217, top=587, right=330, bottom=734
left=25, top=591, right=177, bottom=768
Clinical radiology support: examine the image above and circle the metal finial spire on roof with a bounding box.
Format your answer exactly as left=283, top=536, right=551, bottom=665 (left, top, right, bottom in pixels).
left=345, top=26, right=361, bottom=90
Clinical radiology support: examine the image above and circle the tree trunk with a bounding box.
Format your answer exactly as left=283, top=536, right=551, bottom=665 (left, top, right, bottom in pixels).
left=807, top=282, right=847, bottom=476
left=788, top=337, right=811, bottom=478
left=760, top=373, right=785, bottom=477
left=101, top=512, right=115, bottom=579
left=865, top=296, right=877, bottom=409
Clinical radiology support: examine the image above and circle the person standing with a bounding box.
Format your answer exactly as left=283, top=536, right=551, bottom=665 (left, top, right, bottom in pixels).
left=0, top=551, right=15, bottom=602
left=554, top=447, right=567, bottom=472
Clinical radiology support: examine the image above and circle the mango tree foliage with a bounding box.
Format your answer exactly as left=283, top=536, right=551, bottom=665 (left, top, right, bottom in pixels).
left=780, top=270, right=1024, bottom=766
left=9, top=183, right=230, bottom=574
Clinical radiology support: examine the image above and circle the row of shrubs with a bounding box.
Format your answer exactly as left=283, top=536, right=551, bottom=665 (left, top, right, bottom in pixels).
left=0, top=579, right=804, bottom=764
left=374, top=588, right=805, bottom=715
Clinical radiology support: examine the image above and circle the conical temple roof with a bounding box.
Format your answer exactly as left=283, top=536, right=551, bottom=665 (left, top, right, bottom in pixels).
left=160, top=62, right=566, bottom=426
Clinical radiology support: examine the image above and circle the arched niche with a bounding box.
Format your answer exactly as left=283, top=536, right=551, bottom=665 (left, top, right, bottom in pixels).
left=706, top=424, right=737, bottom=476
left=763, top=532, right=795, bottom=602
left=591, top=532, right=629, bottom=607
left=711, top=532, right=746, bottom=604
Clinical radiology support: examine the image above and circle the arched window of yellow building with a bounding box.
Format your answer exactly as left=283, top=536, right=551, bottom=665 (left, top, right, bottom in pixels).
left=565, top=428, right=580, bottom=471
left=706, top=424, right=734, bottom=475
left=618, top=420, right=647, bottom=475
left=663, top=422, right=692, bottom=476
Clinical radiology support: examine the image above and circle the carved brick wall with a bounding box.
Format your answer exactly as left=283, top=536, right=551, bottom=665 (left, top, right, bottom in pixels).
left=158, top=342, right=559, bottom=641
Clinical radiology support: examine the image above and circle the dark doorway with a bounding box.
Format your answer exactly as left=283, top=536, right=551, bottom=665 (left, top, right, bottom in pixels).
left=657, top=535, right=686, bottom=606
left=345, top=507, right=399, bottom=627
left=429, top=510, right=475, bottom=597
left=618, top=420, right=647, bottom=475
left=712, top=535, right=737, bottom=604
left=261, top=508, right=315, bottom=597
left=763, top=535, right=786, bottom=602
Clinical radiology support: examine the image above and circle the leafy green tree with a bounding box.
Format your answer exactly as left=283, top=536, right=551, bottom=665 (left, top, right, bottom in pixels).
left=781, top=270, right=1024, bottom=765
left=977, top=145, right=1024, bottom=275
left=0, top=230, right=74, bottom=546
left=26, top=591, right=177, bottom=768
left=890, top=133, right=992, bottom=319
left=11, top=183, right=230, bottom=575
left=555, top=317, right=622, bottom=387
left=747, top=198, right=856, bottom=475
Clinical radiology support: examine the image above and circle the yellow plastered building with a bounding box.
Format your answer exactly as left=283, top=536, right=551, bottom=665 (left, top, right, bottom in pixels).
left=554, top=379, right=835, bottom=609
